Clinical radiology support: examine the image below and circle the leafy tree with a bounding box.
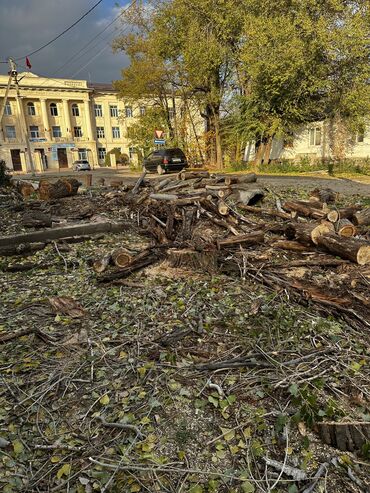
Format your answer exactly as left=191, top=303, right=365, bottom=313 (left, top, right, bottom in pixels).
left=0, top=160, right=11, bottom=187
left=126, top=106, right=169, bottom=158
left=104, top=148, right=129, bottom=167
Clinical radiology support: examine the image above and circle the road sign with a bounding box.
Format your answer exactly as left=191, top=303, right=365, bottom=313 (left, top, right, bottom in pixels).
left=154, top=139, right=165, bottom=145
left=155, top=130, right=164, bottom=139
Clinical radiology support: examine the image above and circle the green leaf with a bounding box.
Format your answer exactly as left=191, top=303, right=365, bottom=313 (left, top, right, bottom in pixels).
left=208, top=395, right=219, bottom=408
left=241, top=480, right=255, bottom=492
left=289, top=383, right=299, bottom=397
left=99, top=394, right=110, bottom=405
left=288, top=485, right=299, bottom=493
left=12, top=440, right=24, bottom=455
left=56, top=463, right=71, bottom=479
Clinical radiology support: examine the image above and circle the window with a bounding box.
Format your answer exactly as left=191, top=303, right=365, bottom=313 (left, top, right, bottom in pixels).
left=50, top=103, right=58, bottom=116
left=98, top=147, right=106, bottom=160
left=110, top=105, right=118, bottom=117
left=5, top=126, right=16, bottom=138
left=4, top=101, right=12, bottom=115
left=74, top=126, right=83, bottom=137
left=125, top=106, right=133, bottom=118
left=94, top=104, right=103, bottom=117
left=140, top=106, right=146, bottom=116
left=52, top=126, right=62, bottom=138
left=29, top=125, right=39, bottom=138
left=309, top=127, right=321, bottom=146
left=96, top=126, right=105, bottom=138
left=71, top=104, right=80, bottom=117
left=27, top=102, right=36, bottom=116
left=129, top=147, right=135, bottom=159
left=168, top=108, right=175, bottom=119
left=112, top=126, right=120, bottom=139
left=78, top=148, right=88, bottom=160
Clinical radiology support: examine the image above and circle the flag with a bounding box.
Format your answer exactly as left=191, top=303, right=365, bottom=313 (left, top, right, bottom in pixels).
left=26, top=57, right=32, bottom=69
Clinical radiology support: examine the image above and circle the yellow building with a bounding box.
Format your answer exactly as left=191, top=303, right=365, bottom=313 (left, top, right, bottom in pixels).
left=0, top=72, right=143, bottom=172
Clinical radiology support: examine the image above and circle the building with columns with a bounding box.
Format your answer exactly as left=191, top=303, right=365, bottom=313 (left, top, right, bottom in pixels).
left=0, top=72, right=143, bottom=172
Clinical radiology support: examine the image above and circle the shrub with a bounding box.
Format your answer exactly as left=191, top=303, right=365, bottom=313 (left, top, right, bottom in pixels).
left=104, top=148, right=130, bottom=167
left=0, top=160, right=11, bottom=187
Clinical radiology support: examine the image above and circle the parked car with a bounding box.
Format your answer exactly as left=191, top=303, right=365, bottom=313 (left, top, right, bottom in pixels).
left=73, top=160, right=91, bottom=171
left=143, top=148, right=188, bottom=174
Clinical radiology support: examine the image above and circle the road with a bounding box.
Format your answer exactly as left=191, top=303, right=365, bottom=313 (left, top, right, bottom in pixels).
left=17, top=167, right=370, bottom=196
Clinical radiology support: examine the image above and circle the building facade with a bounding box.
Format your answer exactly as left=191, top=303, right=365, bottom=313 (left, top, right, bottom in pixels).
left=0, top=72, right=144, bottom=172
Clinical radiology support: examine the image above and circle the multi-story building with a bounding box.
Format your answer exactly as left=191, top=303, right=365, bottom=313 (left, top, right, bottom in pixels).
left=0, top=72, right=147, bottom=172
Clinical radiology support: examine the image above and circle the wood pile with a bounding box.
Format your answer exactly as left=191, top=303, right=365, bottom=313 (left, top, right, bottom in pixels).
left=94, top=172, right=370, bottom=286
left=12, top=178, right=81, bottom=201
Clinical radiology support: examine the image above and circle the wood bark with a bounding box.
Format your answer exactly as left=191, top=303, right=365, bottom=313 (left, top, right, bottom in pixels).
left=238, top=204, right=291, bottom=220
left=150, top=193, right=179, bottom=201
left=316, top=233, right=370, bottom=265
left=154, top=178, right=172, bottom=191
left=217, top=201, right=229, bottom=216
left=336, top=218, right=357, bottom=237
left=97, top=250, right=160, bottom=283
left=38, top=178, right=81, bottom=201
left=354, top=208, right=370, bottom=226
left=179, top=171, right=210, bottom=180
left=22, top=212, right=52, bottom=228
left=167, top=248, right=218, bottom=273
left=282, top=200, right=326, bottom=219
left=217, top=231, right=265, bottom=249
left=271, top=240, right=313, bottom=252
left=235, top=189, right=265, bottom=206
left=111, top=248, right=133, bottom=268
left=225, top=173, right=257, bottom=185
left=309, top=188, right=336, bottom=203
left=316, top=421, right=370, bottom=453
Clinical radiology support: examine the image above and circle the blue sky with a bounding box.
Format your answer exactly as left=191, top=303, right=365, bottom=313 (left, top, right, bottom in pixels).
left=0, top=0, right=129, bottom=83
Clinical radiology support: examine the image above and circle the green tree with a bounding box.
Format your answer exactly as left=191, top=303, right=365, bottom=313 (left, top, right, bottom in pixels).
left=126, top=106, right=169, bottom=158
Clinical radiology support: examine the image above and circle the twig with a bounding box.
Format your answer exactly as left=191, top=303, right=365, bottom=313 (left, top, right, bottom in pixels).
left=53, top=241, right=68, bottom=271
left=96, top=416, right=145, bottom=439
left=33, top=444, right=82, bottom=452
left=302, top=462, right=330, bottom=493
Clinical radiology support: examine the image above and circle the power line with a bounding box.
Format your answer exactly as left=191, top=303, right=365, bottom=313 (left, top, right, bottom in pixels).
left=14, top=0, right=105, bottom=61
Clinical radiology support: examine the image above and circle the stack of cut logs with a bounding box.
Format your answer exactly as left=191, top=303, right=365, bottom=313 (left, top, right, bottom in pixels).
left=95, top=171, right=370, bottom=282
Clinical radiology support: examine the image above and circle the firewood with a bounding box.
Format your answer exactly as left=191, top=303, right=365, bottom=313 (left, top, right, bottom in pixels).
left=282, top=200, right=327, bottom=219
left=217, top=231, right=265, bottom=249
left=238, top=204, right=291, bottom=220
left=327, top=207, right=360, bottom=223
left=354, top=207, right=370, bottom=226
left=326, top=210, right=339, bottom=223
left=218, top=201, right=229, bottom=216
left=179, top=171, right=210, bottom=180
left=285, top=221, right=335, bottom=245
left=97, top=249, right=160, bottom=283
left=336, top=218, right=357, bottom=237
left=271, top=240, right=313, bottom=252
left=316, top=233, right=370, bottom=265
left=150, top=193, right=179, bottom=201
left=14, top=180, right=36, bottom=199
left=316, top=421, right=370, bottom=453
left=224, top=173, right=257, bottom=185
left=154, top=178, right=172, bottom=191
left=110, top=180, right=123, bottom=188
left=309, top=188, right=336, bottom=203
left=93, top=254, right=111, bottom=273
left=170, top=196, right=205, bottom=206
left=0, top=242, right=46, bottom=257
left=167, top=248, right=218, bottom=273
left=111, top=248, right=134, bottom=268
left=22, top=212, right=52, bottom=228
left=131, top=170, right=147, bottom=194
left=162, top=180, right=196, bottom=193
left=205, top=185, right=230, bottom=198
left=38, top=178, right=81, bottom=200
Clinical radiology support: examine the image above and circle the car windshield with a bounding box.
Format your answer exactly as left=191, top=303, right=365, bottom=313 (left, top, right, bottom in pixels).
left=166, top=148, right=185, bottom=158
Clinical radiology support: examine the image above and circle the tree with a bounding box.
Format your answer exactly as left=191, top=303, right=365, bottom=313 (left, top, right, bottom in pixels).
left=126, top=106, right=169, bottom=158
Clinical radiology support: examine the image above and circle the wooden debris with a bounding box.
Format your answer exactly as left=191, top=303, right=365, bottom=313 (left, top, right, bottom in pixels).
left=22, top=212, right=52, bottom=228
left=235, top=188, right=265, bottom=206
left=336, top=218, right=357, bottom=237
left=285, top=221, right=335, bottom=245
left=224, top=173, right=257, bottom=185
left=93, top=254, right=111, bottom=273
left=111, top=248, right=134, bottom=268
left=283, top=200, right=327, bottom=219
left=48, top=296, right=86, bottom=318
left=316, top=421, right=370, bottom=453
left=309, top=187, right=336, bottom=203
left=354, top=207, right=370, bottom=226
left=38, top=178, right=81, bottom=200
left=217, top=231, right=265, bottom=249
left=167, top=248, right=218, bottom=273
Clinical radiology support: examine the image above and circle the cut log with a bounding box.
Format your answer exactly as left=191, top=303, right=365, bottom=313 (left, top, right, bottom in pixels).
left=97, top=249, right=160, bottom=283
left=38, top=178, right=81, bottom=201
left=336, top=218, right=357, bottom=237
left=154, top=178, right=172, bottom=191
left=316, top=421, right=370, bottom=453
left=271, top=240, right=313, bottom=252
left=309, top=188, right=336, bottom=203
left=150, top=193, right=178, bottom=201
left=162, top=179, right=197, bottom=193
left=14, top=180, right=36, bottom=199
left=217, top=231, right=265, bottom=249
left=167, top=248, right=218, bottom=273
left=354, top=208, right=370, bottom=226
left=131, top=170, right=147, bottom=194
left=0, top=242, right=46, bottom=257
left=224, top=173, right=257, bottom=185
left=93, top=254, right=111, bottom=273
left=327, top=207, right=360, bottom=223
left=110, top=180, right=123, bottom=188
left=316, top=233, right=370, bottom=265
left=22, top=212, right=52, bottom=228
left=205, top=185, right=230, bottom=199
left=285, top=221, right=335, bottom=245
left=218, top=201, right=229, bottom=216
left=235, top=189, right=265, bottom=206
left=169, top=196, right=205, bottom=206
left=179, top=171, right=210, bottom=180
left=238, top=204, right=291, bottom=221
left=282, top=200, right=326, bottom=219
left=326, top=210, right=339, bottom=223
left=111, top=248, right=134, bottom=268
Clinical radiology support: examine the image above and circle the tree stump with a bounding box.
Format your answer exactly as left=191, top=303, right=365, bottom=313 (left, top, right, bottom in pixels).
left=38, top=178, right=81, bottom=200
left=167, top=248, right=218, bottom=273
left=111, top=248, right=134, bottom=268
left=316, top=421, right=370, bottom=453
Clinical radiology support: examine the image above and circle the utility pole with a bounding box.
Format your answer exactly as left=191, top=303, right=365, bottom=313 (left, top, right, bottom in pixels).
left=0, top=69, right=13, bottom=124
left=9, top=58, right=35, bottom=175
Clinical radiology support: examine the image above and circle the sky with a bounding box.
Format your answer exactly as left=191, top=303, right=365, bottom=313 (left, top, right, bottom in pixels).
left=0, top=0, right=130, bottom=83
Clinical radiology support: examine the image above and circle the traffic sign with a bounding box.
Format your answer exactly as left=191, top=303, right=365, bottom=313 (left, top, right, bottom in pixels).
left=155, top=130, right=164, bottom=139
left=154, top=139, right=165, bottom=145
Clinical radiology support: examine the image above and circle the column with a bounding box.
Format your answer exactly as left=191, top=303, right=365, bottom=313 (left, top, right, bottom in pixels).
left=40, top=99, right=51, bottom=141
left=84, top=100, right=94, bottom=142
left=62, top=99, right=72, bottom=139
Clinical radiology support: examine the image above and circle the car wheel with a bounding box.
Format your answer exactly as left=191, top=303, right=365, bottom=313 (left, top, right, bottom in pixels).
left=157, top=165, right=165, bottom=175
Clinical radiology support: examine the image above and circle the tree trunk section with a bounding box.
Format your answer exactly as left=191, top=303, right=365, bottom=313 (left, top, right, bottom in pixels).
left=22, top=212, right=52, bottom=228
left=167, top=248, right=218, bottom=273
left=38, top=178, right=81, bottom=201
left=93, top=254, right=111, bottom=273
left=316, top=234, right=370, bottom=265
left=354, top=208, right=370, bottom=226
left=217, top=231, right=265, bottom=249
left=316, top=422, right=370, bottom=453
left=286, top=222, right=335, bottom=245
left=111, top=248, right=134, bottom=268
left=336, top=219, right=357, bottom=237
left=283, top=200, right=327, bottom=219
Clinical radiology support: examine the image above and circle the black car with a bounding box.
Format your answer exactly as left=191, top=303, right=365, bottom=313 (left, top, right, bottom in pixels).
left=143, top=148, right=188, bottom=174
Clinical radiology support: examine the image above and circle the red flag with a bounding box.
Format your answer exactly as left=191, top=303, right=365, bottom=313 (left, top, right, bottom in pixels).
left=26, top=57, right=32, bottom=69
